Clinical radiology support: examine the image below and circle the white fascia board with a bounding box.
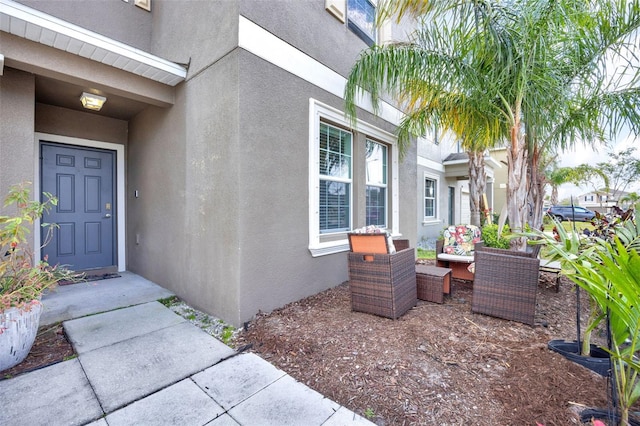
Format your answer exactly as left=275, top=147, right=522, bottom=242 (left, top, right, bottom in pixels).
left=443, top=159, right=469, bottom=166
left=0, top=0, right=186, bottom=85
left=418, top=156, right=445, bottom=173
left=238, top=15, right=404, bottom=127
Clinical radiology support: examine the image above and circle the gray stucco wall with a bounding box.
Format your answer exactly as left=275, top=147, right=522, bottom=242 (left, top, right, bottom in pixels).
left=127, top=50, right=242, bottom=324
left=240, top=0, right=370, bottom=77
left=16, top=0, right=152, bottom=51
left=35, top=103, right=128, bottom=145
left=0, top=68, right=35, bottom=197
left=235, top=51, right=417, bottom=322
left=150, top=0, right=239, bottom=78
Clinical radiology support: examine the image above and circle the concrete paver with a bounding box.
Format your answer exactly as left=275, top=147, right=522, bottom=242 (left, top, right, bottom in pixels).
left=1, top=273, right=375, bottom=425
left=105, top=378, right=225, bottom=425
left=41, top=272, right=173, bottom=326
left=228, top=375, right=340, bottom=426
left=322, top=407, right=377, bottom=425
left=0, top=359, right=102, bottom=426
left=193, top=352, right=286, bottom=410
left=79, top=320, right=234, bottom=412
left=206, top=414, right=242, bottom=425
left=64, top=301, right=185, bottom=354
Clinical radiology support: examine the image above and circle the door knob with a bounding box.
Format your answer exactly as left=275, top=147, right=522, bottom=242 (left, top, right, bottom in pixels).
left=104, top=214, right=112, bottom=218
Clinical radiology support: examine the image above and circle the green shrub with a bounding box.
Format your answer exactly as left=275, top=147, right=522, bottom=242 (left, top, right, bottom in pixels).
left=481, top=223, right=511, bottom=249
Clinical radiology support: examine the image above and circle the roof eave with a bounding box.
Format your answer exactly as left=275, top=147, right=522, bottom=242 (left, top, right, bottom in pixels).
left=0, top=0, right=186, bottom=86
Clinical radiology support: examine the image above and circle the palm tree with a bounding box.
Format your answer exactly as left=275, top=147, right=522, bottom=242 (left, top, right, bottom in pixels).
left=345, top=3, right=508, bottom=227
left=620, top=192, right=640, bottom=209
left=345, top=0, right=640, bottom=249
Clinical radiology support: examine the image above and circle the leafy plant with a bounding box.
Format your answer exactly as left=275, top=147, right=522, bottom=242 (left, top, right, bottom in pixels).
left=221, top=326, right=235, bottom=345
left=364, top=408, right=375, bottom=420
left=481, top=223, right=511, bottom=249
left=0, top=182, right=81, bottom=312
left=531, top=208, right=640, bottom=424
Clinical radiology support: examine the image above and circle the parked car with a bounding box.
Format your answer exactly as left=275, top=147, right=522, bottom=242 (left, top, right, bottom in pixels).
left=546, top=205, right=596, bottom=222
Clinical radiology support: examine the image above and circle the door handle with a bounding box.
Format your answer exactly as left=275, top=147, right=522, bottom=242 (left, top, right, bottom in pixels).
left=104, top=214, right=112, bottom=218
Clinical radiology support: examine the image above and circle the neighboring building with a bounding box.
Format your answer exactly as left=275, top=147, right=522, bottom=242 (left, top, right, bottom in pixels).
left=577, top=189, right=631, bottom=214
left=1, top=0, right=434, bottom=326
left=416, top=131, right=499, bottom=247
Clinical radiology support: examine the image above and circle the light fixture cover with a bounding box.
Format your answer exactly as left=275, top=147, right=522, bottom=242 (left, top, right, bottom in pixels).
left=80, top=92, right=107, bottom=111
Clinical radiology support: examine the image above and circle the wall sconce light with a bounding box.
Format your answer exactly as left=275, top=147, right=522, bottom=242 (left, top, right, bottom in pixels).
left=80, top=92, right=107, bottom=111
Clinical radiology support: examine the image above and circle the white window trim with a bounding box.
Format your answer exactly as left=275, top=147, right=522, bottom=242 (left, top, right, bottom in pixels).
left=365, top=139, right=388, bottom=228
left=309, top=98, right=399, bottom=257
left=423, top=172, right=439, bottom=224
left=319, top=122, right=353, bottom=234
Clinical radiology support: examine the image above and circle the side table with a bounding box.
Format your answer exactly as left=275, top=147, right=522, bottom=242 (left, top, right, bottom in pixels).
left=415, top=265, right=452, bottom=304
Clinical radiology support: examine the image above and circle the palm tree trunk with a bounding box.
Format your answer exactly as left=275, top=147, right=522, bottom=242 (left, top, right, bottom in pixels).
left=551, top=186, right=559, bottom=206
left=527, top=143, right=545, bottom=231
left=506, top=121, right=529, bottom=251
left=468, top=150, right=487, bottom=227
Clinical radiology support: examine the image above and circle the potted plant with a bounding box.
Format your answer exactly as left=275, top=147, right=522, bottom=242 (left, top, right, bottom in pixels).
left=532, top=207, right=640, bottom=424
left=530, top=217, right=613, bottom=375
left=0, top=182, right=80, bottom=372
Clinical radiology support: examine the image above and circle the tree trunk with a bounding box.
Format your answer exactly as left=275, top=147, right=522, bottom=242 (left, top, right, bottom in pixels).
left=506, top=119, right=529, bottom=251
left=527, top=143, right=545, bottom=231
left=551, top=185, right=559, bottom=206
left=468, top=150, right=487, bottom=227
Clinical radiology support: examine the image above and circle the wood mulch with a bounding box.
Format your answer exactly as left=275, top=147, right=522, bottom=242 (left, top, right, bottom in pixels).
left=3, top=261, right=631, bottom=425
left=235, top=260, right=618, bottom=425
left=1, top=323, right=75, bottom=379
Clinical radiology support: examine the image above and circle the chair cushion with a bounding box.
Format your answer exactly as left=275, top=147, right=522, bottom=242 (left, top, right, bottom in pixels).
left=437, top=253, right=475, bottom=263
left=442, top=225, right=481, bottom=256
left=350, top=225, right=396, bottom=254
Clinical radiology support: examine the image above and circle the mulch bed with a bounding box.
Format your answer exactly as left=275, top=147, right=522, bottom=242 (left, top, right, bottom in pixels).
left=235, top=260, right=621, bottom=425
left=1, top=323, right=75, bottom=379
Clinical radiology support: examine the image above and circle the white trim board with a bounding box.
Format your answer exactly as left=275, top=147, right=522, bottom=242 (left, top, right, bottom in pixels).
left=34, top=133, right=126, bottom=272
left=0, top=0, right=186, bottom=85
left=238, top=15, right=404, bottom=127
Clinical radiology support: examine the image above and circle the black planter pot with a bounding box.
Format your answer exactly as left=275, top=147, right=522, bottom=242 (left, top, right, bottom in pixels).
left=548, top=339, right=611, bottom=376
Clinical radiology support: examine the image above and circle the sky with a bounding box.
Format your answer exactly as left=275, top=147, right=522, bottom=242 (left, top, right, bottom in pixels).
left=555, top=132, right=638, bottom=201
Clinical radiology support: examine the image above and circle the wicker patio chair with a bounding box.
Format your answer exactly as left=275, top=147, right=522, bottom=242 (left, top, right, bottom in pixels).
left=347, top=234, right=417, bottom=319
left=471, top=246, right=540, bottom=326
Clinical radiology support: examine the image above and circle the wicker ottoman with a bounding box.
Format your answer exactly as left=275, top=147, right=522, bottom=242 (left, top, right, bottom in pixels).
left=415, top=265, right=452, bottom=304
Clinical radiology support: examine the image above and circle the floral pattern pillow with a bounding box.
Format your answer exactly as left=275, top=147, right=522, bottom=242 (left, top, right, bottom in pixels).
left=442, top=225, right=481, bottom=256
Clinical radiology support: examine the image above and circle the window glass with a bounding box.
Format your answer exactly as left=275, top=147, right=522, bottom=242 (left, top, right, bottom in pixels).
left=366, top=140, right=387, bottom=227
left=425, top=178, right=436, bottom=218
left=320, top=123, right=351, bottom=178
left=347, top=0, right=376, bottom=45
left=319, top=123, right=352, bottom=233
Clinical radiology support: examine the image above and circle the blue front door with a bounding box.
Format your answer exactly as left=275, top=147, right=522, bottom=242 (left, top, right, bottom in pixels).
left=40, top=142, right=116, bottom=271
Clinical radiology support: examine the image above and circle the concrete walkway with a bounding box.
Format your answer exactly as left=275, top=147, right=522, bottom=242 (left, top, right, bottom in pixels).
left=0, top=272, right=373, bottom=426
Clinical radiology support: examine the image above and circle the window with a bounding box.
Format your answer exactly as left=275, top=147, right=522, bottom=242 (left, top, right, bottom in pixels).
left=319, top=123, right=352, bottom=233
left=365, top=140, right=387, bottom=227
left=309, top=99, right=399, bottom=256
left=424, top=177, right=437, bottom=219
left=348, top=0, right=376, bottom=46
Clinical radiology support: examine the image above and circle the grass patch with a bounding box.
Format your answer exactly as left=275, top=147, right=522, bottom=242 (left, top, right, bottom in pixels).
left=559, top=221, right=594, bottom=232
left=158, top=295, right=179, bottom=307
left=417, top=248, right=436, bottom=259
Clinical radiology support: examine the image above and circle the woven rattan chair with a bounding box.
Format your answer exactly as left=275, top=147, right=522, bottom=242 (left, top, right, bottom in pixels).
left=471, top=246, right=540, bottom=325
left=347, top=234, right=416, bottom=319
